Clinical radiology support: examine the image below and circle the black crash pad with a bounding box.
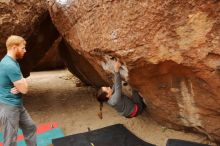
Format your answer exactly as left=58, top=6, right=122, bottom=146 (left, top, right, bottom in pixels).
left=166, top=139, right=210, bottom=146
left=52, top=124, right=155, bottom=146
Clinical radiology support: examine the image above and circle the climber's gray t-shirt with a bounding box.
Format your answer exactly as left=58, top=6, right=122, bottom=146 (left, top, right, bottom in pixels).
left=108, top=72, right=134, bottom=117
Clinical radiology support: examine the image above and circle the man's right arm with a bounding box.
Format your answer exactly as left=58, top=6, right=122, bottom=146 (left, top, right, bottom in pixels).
left=13, top=78, right=28, bottom=94
left=108, top=72, right=122, bottom=106
left=113, top=72, right=122, bottom=94
left=113, top=60, right=122, bottom=93
left=108, top=61, right=122, bottom=105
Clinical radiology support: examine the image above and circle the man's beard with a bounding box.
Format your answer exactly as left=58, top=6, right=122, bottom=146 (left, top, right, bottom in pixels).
left=16, top=52, right=24, bottom=59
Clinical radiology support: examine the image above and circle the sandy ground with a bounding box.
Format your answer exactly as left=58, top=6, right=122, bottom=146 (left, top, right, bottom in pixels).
left=13, top=70, right=217, bottom=145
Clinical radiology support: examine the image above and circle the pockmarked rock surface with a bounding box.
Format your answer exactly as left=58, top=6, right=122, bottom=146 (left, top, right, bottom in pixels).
left=48, top=0, right=220, bottom=143
left=0, top=0, right=47, bottom=56
left=0, top=0, right=60, bottom=76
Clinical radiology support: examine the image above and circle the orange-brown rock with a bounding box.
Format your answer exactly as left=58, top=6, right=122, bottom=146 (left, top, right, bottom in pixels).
left=49, top=0, right=220, bottom=143
left=58, top=39, right=107, bottom=86
left=33, top=38, right=64, bottom=71
left=0, top=0, right=47, bottom=57
left=0, top=0, right=60, bottom=76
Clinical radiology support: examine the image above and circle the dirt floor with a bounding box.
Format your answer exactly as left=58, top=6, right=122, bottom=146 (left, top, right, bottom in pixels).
left=21, top=70, right=216, bottom=146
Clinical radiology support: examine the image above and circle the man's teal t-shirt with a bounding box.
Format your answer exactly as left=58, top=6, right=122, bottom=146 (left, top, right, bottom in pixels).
left=0, top=55, right=23, bottom=106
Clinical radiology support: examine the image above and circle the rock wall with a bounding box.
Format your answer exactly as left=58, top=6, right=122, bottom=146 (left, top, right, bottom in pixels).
left=58, top=39, right=107, bottom=86
left=19, top=13, right=60, bottom=77
left=0, top=0, right=47, bottom=57
left=48, top=0, right=220, bottom=143
left=33, top=38, right=64, bottom=71
left=0, top=0, right=61, bottom=76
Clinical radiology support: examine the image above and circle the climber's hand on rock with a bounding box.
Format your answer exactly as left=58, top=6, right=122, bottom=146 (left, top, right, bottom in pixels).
left=114, top=60, right=121, bottom=72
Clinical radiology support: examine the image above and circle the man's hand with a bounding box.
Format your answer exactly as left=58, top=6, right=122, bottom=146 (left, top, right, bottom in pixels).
left=10, top=87, right=20, bottom=94
left=13, top=78, right=28, bottom=94
left=114, top=60, right=121, bottom=72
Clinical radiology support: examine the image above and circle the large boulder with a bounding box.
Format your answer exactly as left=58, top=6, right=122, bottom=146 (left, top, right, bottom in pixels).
left=58, top=39, right=107, bottom=86
left=0, top=0, right=60, bottom=76
left=48, top=0, right=220, bottom=143
left=33, top=38, right=64, bottom=71
left=0, top=0, right=47, bottom=57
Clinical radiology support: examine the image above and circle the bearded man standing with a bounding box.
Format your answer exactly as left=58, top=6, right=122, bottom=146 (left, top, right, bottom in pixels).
left=0, top=35, right=37, bottom=146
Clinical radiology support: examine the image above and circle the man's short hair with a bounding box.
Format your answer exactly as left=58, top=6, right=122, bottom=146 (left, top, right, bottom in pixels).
left=6, top=35, right=26, bottom=50
left=97, top=88, right=109, bottom=102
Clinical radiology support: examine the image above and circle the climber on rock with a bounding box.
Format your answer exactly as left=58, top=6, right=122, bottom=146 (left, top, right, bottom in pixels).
left=96, top=60, right=146, bottom=118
